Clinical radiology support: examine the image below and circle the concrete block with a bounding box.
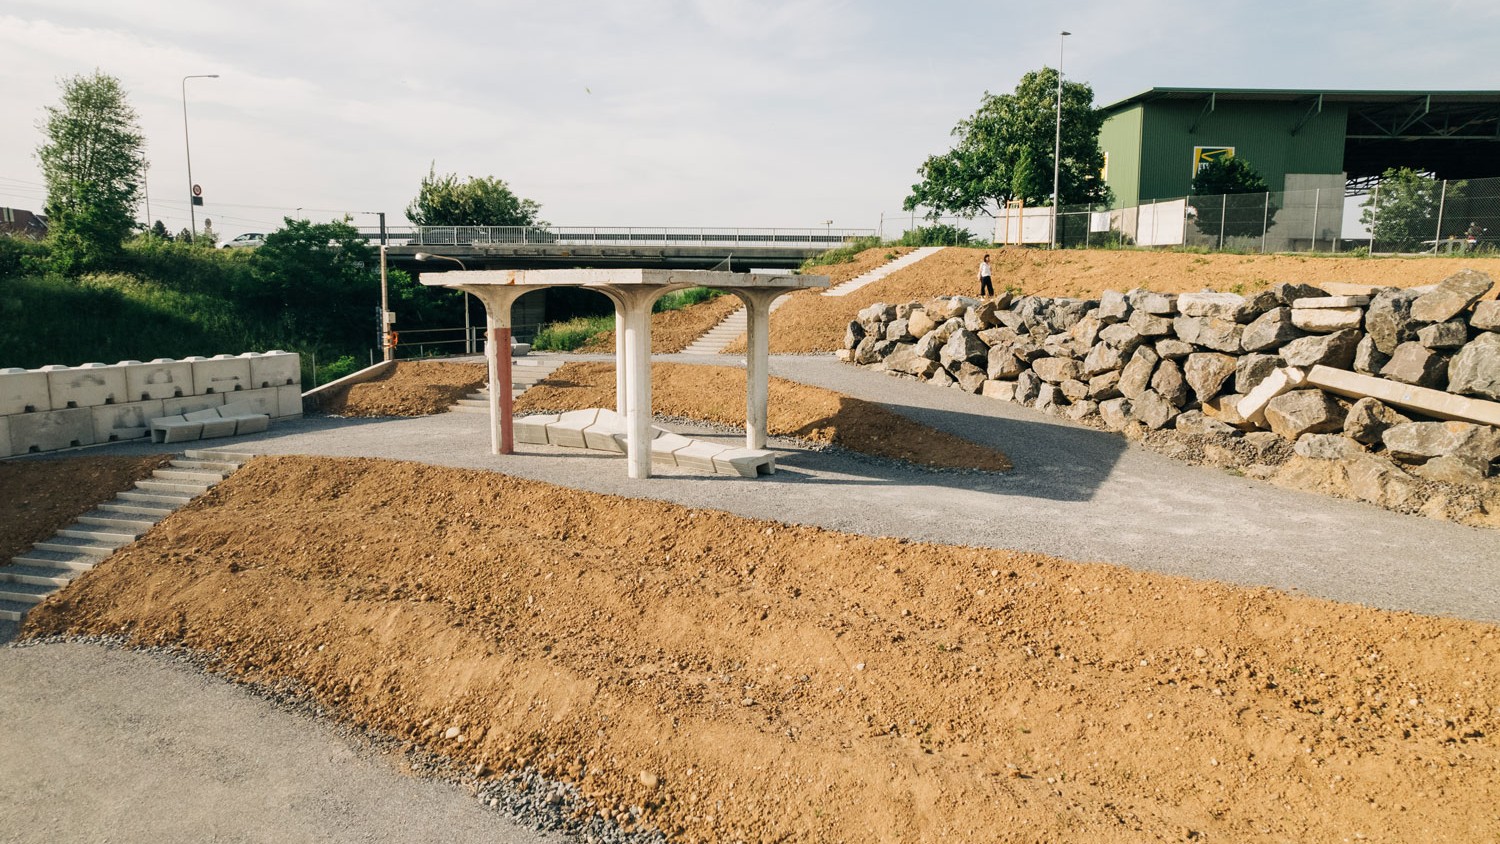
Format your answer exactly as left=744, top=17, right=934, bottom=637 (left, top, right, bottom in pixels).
left=163, top=393, right=225, bottom=416
left=1306, top=365, right=1500, bottom=428
left=0, top=368, right=51, bottom=415
left=546, top=408, right=601, bottom=448
left=220, top=401, right=271, bottom=435
left=232, top=387, right=280, bottom=417
left=514, top=413, right=559, bottom=445
left=46, top=363, right=126, bottom=409
left=1292, top=295, right=1371, bottom=309
left=649, top=432, right=696, bottom=466
left=246, top=351, right=301, bottom=389
left=185, top=407, right=239, bottom=438
left=126, top=359, right=193, bottom=401
left=150, top=416, right=204, bottom=444
left=91, top=399, right=165, bottom=442
left=1237, top=367, right=1308, bottom=427
left=10, top=408, right=96, bottom=453
left=190, top=355, right=251, bottom=395
left=673, top=440, right=731, bottom=472
left=1291, top=307, right=1364, bottom=333
left=582, top=410, right=626, bottom=452
left=0, top=416, right=9, bottom=458
left=712, top=447, right=777, bottom=477
left=275, top=384, right=304, bottom=418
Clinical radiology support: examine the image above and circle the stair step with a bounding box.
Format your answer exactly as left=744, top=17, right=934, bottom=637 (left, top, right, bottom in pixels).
left=135, top=479, right=212, bottom=496
left=170, top=458, right=242, bottom=473
left=154, top=468, right=229, bottom=483
left=33, top=537, right=117, bottom=557
left=13, top=550, right=100, bottom=572
left=183, top=449, right=255, bottom=463
left=97, top=501, right=175, bottom=518
left=77, top=513, right=159, bottom=531
left=0, top=599, right=32, bottom=622
left=56, top=526, right=136, bottom=544
left=0, top=564, right=81, bottom=588
left=0, top=581, right=53, bottom=604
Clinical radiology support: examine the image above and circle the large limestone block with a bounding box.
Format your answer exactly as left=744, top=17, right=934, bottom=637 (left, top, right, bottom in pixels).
left=1448, top=332, right=1500, bottom=400
left=981, top=379, right=1016, bottom=402
left=907, top=309, right=938, bottom=339
left=1235, top=354, right=1284, bottom=396
left=1379, top=342, right=1448, bottom=389
left=955, top=362, right=988, bottom=393
left=1178, top=292, right=1255, bottom=322
left=1305, top=364, right=1500, bottom=428
left=190, top=355, right=252, bottom=395
left=1264, top=390, right=1346, bottom=440
left=125, top=359, right=193, bottom=401
left=1173, top=316, right=1243, bottom=353
left=1184, top=353, right=1238, bottom=403
left=1472, top=301, right=1500, bottom=331
left=940, top=329, right=988, bottom=368
left=1241, top=307, right=1302, bottom=352
left=91, top=399, right=165, bottom=442
left=1343, top=397, right=1410, bottom=445
left=0, top=368, right=50, bottom=415
left=1088, top=371, right=1122, bottom=401
left=985, top=346, right=1024, bottom=380
left=1151, top=359, right=1188, bottom=407
left=1291, top=307, right=1364, bottom=333
left=1364, top=289, right=1420, bottom=354
left=1410, top=269, right=1493, bottom=323
left=1279, top=328, right=1360, bottom=370
left=1097, top=290, right=1130, bottom=323
left=1154, top=338, right=1195, bottom=360
left=1032, top=357, right=1081, bottom=384
left=1382, top=421, right=1500, bottom=471
left=1118, top=345, right=1160, bottom=400
left=46, top=363, right=126, bottom=409
left=1237, top=367, right=1309, bottom=427
left=1081, top=342, right=1123, bottom=376
left=1129, top=390, right=1179, bottom=430
left=1127, top=310, right=1174, bottom=337
left=1416, top=320, right=1469, bottom=350
left=8, top=407, right=95, bottom=453
left=1131, top=290, right=1177, bottom=315
left=1098, top=323, right=1147, bottom=355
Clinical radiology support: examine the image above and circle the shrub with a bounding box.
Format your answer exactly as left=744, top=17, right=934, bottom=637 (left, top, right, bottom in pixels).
left=801, top=236, right=883, bottom=270
left=899, top=224, right=973, bottom=246
left=316, top=355, right=362, bottom=384
left=654, top=286, right=722, bottom=313
left=531, top=314, right=615, bottom=351
left=0, top=236, right=50, bottom=279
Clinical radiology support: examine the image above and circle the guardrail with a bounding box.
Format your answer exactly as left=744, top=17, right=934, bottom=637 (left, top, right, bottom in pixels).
left=358, top=226, right=874, bottom=248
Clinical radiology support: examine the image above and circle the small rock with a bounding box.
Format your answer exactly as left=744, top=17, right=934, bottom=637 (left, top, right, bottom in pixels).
left=1410, top=268, right=1494, bottom=323
left=1294, top=433, right=1362, bottom=460
left=1066, top=399, right=1098, bottom=421
left=1379, top=341, right=1448, bottom=389
left=1174, top=410, right=1237, bottom=436
left=1014, top=370, right=1041, bottom=404
left=1264, top=389, right=1346, bottom=440
left=1088, top=370, right=1123, bottom=401
left=639, top=770, right=661, bottom=788
left=1342, top=397, right=1410, bottom=446
left=445, top=726, right=461, bottom=739
left=1060, top=378, right=1091, bottom=402
left=1472, top=300, right=1500, bottom=331
left=1413, top=455, right=1490, bottom=484
left=1184, top=352, right=1238, bottom=403
left=1417, top=319, right=1470, bottom=350
left=1269, top=282, right=1329, bottom=305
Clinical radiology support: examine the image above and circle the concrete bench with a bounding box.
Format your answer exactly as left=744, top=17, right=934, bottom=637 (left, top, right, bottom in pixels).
left=150, top=401, right=271, bottom=443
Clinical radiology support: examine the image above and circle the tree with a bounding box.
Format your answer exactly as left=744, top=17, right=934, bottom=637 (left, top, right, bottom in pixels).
left=904, top=68, right=1110, bottom=219
left=1361, top=167, right=1449, bottom=252
left=245, top=218, right=377, bottom=351
left=1189, top=155, right=1279, bottom=240
left=149, top=220, right=172, bottom=240
left=36, top=70, right=146, bottom=272
left=405, top=164, right=543, bottom=226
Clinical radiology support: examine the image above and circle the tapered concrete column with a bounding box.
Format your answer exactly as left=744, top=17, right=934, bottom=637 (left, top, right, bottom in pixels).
left=614, top=306, right=628, bottom=419
left=615, top=291, right=658, bottom=479
left=738, top=289, right=781, bottom=450
left=473, top=288, right=529, bottom=456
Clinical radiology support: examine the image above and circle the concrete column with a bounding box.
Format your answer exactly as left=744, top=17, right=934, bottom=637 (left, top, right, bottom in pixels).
left=614, top=305, right=627, bottom=419
left=740, top=290, right=779, bottom=450
left=477, top=288, right=526, bottom=456
left=620, top=299, right=653, bottom=479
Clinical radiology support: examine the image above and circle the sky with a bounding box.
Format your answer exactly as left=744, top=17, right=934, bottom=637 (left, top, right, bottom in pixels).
left=3, top=0, right=1498, bottom=240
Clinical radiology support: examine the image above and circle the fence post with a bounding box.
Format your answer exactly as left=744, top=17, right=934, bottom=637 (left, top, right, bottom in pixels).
left=1219, top=194, right=1227, bottom=250
left=1261, top=193, right=1270, bottom=254
left=1435, top=179, right=1448, bottom=248
left=1311, top=189, right=1320, bottom=253
left=1370, top=184, right=1380, bottom=253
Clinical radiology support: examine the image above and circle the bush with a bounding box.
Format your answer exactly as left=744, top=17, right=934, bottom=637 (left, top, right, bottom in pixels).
left=0, top=236, right=51, bottom=279
left=316, top=355, right=362, bottom=384
left=801, top=236, right=883, bottom=270
left=531, top=314, right=615, bottom=351
left=654, top=286, right=721, bottom=313
left=899, top=224, right=973, bottom=246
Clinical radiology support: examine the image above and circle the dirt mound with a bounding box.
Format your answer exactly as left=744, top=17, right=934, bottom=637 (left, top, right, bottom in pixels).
left=578, top=294, right=744, bottom=355
left=0, top=454, right=169, bottom=562
left=729, top=247, right=1500, bottom=354
left=23, top=455, right=1500, bottom=842
left=321, top=361, right=488, bottom=417
left=517, top=362, right=1012, bottom=472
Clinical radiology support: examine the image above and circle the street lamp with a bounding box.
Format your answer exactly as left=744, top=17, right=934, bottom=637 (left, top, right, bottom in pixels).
left=182, top=74, right=219, bottom=239
left=414, top=252, right=473, bottom=356
left=1051, top=31, right=1070, bottom=250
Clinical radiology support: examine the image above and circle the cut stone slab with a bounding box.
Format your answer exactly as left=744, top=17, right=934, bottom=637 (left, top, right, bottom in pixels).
left=1343, top=398, right=1410, bottom=445
left=1183, top=353, right=1238, bottom=403
left=1292, top=307, right=1364, bottom=333
left=1448, top=331, right=1500, bottom=401
left=1178, top=291, right=1255, bottom=322
left=1241, top=307, right=1303, bottom=353
left=1235, top=354, right=1284, bottom=396
left=1264, top=390, right=1347, bottom=440
left=981, top=379, right=1016, bottom=402
left=1379, top=341, right=1448, bottom=389
left=1306, top=364, right=1500, bottom=428
left=1293, top=295, right=1371, bottom=309
left=1410, top=268, right=1493, bottom=323
left=1237, top=367, right=1309, bottom=427
left=514, top=413, right=560, bottom=445
left=1279, top=328, right=1361, bottom=370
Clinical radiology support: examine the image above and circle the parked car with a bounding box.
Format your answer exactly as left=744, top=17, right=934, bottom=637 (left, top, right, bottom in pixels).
left=223, top=232, right=267, bottom=249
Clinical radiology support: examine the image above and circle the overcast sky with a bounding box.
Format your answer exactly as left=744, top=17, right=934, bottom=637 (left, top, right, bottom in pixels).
left=3, top=0, right=1497, bottom=238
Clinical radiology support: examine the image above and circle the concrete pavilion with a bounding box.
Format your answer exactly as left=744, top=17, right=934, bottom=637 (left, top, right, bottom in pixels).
left=418, top=268, right=829, bottom=478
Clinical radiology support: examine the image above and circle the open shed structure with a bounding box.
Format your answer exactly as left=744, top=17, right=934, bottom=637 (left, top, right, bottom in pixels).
left=1099, top=88, right=1500, bottom=207
left=418, top=268, right=828, bottom=478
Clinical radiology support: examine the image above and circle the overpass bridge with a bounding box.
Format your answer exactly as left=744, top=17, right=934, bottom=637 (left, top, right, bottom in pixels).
left=359, top=225, right=874, bottom=271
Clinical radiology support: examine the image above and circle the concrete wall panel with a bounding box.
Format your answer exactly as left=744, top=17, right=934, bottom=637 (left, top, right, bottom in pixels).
left=92, top=399, right=165, bottom=442
left=0, top=416, right=10, bottom=458
left=163, top=393, right=225, bottom=416
left=233, top=387, right=280, bottom=417
left=127, top=359, right=194, bottom=401
left=247, top=351, right=300, bottom=389
left=45, top=363, right=127, bottom=410
left=9, top=407, right=95, bottom=453
left=275, top=384, right=304, bottom=418
left=0, top=368, right=51, bottom=415
left=190, top=356, right=251, bottom=395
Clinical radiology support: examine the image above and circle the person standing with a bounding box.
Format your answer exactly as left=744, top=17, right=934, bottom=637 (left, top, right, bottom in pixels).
left=978, top=253, right=994, bottom=297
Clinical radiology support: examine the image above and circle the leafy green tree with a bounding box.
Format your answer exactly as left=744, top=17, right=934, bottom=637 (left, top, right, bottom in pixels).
left=1189, top=155, right=1279, bottom=239
left=1361, top=167, right=1450, bottom=252
left=904, top=67, right=1110, bottom=219
left=405, top=164, right=543, bottom=226
left=149, top=220, right=172, bottom=240
left=245, top=218, right=377, bottom=351
left=36, top=70, right=146, bottom=272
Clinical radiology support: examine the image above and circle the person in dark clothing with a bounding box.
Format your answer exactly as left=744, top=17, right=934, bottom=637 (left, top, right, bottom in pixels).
left=978, top=253, right=994, bottom=296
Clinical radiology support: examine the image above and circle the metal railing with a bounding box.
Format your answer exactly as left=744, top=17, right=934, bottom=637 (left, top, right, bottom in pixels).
left=360, top=225, right=875, bottom=248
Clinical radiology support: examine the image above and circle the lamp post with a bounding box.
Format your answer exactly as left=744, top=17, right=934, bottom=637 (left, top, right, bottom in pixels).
left=181, top=74, right=219, bottom=239
left=414, top=252, right=472, bottom=355
left=1051, top=31, right=1070, bottom=250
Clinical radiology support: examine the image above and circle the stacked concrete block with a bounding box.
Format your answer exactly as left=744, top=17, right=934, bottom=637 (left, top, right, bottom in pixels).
left=513, top=408, right=777, bottom=477
left=845, top=269, right=1500, bottom=479
left=3, top=353, right=300, bottom=456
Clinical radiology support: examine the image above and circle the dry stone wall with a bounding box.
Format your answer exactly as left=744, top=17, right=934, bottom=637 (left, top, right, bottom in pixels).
left=842, top=270, right=1500, bottom=486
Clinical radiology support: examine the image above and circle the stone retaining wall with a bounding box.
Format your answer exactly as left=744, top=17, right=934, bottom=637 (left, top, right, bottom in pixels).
left=0, top=352, right=302, bottom=457
left=842, top=270, right=1500, bottom=484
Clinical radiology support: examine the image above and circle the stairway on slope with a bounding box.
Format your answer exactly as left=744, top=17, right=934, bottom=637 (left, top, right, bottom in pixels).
left=450, top=355, right=566, bottom=414
left=0, top=450, right=251, bottom=623
left=821, top=245, right=945, bottom=297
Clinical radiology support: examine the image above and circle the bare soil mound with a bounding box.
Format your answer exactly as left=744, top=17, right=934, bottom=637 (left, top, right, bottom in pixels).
left=321, top=361, right=488, bottom=417
left=517, top=361, right=1013, bottom=472
left=0, top=454, right=169, bottom=561
left=733, top=247, right=1500, bottom=354
left=23, top=455, right=1500, bottom=842
left=579, top=294, right=744, bottom=355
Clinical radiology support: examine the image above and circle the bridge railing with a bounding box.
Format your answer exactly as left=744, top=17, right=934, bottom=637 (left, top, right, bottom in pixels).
left=363, top=226, right=875, bottom=248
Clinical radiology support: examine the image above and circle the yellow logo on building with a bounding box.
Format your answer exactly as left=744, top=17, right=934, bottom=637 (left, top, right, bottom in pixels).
left=1193, top=146, right=1235, bottom=175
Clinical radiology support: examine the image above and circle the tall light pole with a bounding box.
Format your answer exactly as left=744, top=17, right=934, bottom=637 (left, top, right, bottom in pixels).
left=415, top=252, right=472, bottom=356
left=1051, top=31, right=1070, bottom=250
left=182, top=74, right=218, bottom=239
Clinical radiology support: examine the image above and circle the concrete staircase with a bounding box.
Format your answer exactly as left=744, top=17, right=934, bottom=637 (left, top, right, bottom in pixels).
left=451, top=355, right=566, bottom=414
left=0, top=449, right=250, bottom=623
left=822, top=246, right=944, bottom=297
